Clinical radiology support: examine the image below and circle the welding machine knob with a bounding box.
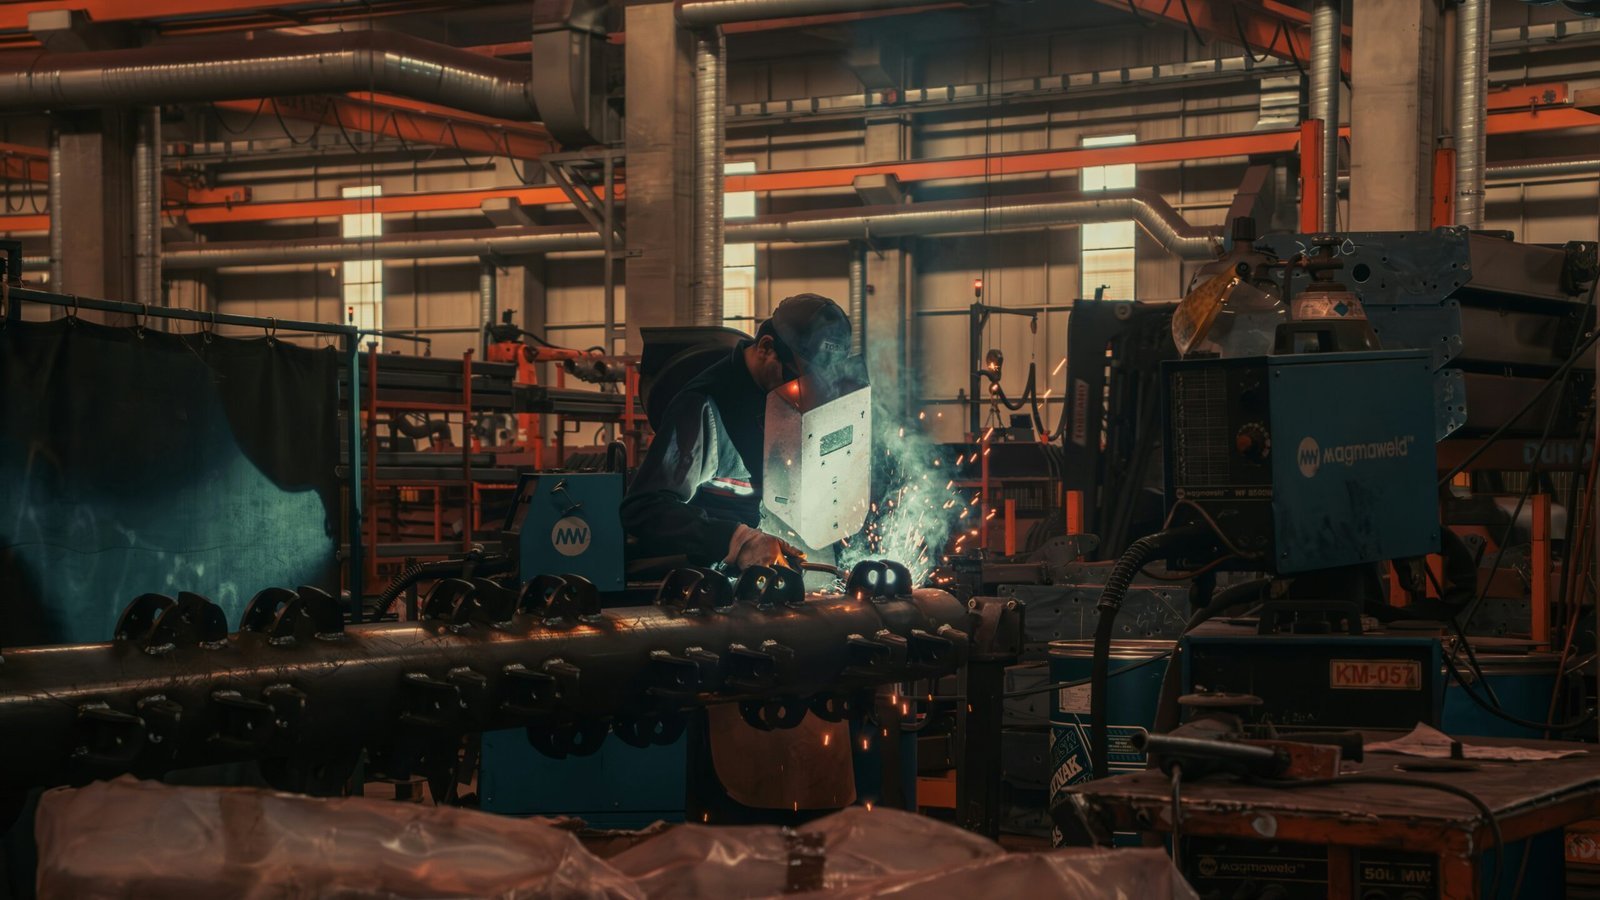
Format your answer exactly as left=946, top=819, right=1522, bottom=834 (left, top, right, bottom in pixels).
left=1234, top=422, right=1271, bottom=464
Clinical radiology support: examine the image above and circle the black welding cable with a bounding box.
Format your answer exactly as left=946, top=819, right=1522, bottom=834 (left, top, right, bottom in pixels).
left=1091, top=526, right=1207, bottom=779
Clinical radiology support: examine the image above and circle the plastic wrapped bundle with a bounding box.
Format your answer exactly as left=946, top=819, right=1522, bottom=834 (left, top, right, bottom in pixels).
left=34, top=777, right=643, bottom=899
left=608, top=806, right=1196, bottom=899
left=608, top=806, right=1002, bottom=897
left=35, top=780, right=1195, bottom=899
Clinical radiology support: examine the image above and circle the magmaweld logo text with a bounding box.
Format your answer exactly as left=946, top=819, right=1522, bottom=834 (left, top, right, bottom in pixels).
left=1298, top=434, right=1416, bottom=478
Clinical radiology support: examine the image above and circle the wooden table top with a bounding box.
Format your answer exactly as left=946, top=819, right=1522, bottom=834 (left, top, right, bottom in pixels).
left=1062, top=732, right=1600, bottom=834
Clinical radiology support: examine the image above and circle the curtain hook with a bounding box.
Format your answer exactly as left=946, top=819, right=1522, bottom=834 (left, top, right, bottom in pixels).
left=266, top=316, right=277, bottom=340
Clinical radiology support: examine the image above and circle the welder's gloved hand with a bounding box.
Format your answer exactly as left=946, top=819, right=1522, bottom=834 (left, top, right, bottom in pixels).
left=725, top=523, right=802, bottom=571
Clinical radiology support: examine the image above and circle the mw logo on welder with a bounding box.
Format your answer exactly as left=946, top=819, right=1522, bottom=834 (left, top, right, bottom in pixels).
left=1296, top=433, right=1418, bottom=478
left=550, top=516, right=592, bottom=557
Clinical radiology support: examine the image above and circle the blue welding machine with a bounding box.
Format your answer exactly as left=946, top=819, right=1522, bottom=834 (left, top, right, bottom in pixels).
left=1163, top=349, right=1440, bottom=574
left=483, top=471, right=687, bottom=826
left=507, top=472, right=624, bottom=591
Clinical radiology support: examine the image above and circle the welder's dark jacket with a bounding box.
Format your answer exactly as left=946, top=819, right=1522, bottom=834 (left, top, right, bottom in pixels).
left=622, top=340, right=765, bottom=564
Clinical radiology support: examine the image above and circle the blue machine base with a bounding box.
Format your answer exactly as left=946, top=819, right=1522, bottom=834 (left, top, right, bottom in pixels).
left=478, top=729, right=688, bottom=830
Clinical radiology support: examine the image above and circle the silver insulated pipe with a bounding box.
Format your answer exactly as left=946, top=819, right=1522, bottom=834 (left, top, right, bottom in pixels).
left=730, top=189, right=1221, bottom=259
left=163, top=189, right=1221, bottom=269
left=1454, top=0, right=1488, bottom=228
left=133, top=108, right=161, bottom=308
left=47, top=131, right=63, bottom=289
left=677, top=0, right=941, bottom=27
left=478, top=259, right=498, bottom=333
left=1309, top=0, right=1341, bottom=232
left=0, top=31, right=539, bottom=120
left=847, top=244, right=866, bottom=355
left=692, top=28, right=727, bottom=327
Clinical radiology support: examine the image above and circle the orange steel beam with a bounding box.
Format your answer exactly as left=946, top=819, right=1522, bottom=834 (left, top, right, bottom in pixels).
left=1298, top=119, right=1323, bottom=234
left=1487, top=107, right=1600, bottom=135
left=180, top=128, right=1299, bottom=225
left=1487, top=81, right=1569, bottom=110
left=0, top=214, right=47, bottom=232
left=0, top=140, right=47, bottom=182
left=212, top=96, right=557, bottom=161
left=5, top=105, right=1596, bottom=232
left=1431, top=147, right=1455, bottom=229
left=182, top=183, right=592, bottom=225
left=0, top=137, right=248, bottom=206
left=1090, top=0, right=1351, bottom=74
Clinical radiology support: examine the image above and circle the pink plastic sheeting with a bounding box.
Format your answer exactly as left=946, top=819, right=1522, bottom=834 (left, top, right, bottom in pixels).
left=34, top=777, right=644, bottom=900
left=36, top=779, right=1197, bottom=900
left=609, top=806, right=1196, bottom=899
left=608, top=806, right=1003, bottom=897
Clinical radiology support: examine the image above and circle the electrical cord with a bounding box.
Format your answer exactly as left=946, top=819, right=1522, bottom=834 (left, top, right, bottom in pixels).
left=1248, top=774, right=1503, bottom=900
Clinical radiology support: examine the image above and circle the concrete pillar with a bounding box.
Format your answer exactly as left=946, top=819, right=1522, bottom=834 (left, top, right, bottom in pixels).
left=54, top=110, right=138, bottom=304
left=623, top=1, right=696, bottom=351
left=1348, top=0, right=1440, bottom=231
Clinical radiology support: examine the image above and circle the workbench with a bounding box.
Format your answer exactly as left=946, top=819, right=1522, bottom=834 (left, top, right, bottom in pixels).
left=1056, top=733, right=1600, bottom=899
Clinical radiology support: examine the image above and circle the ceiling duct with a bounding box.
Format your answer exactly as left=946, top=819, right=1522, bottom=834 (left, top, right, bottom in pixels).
left=0, top=30, right=539, bottom=120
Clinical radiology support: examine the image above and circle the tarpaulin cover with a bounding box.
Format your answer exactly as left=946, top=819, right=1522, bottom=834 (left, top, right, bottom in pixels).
left=37, top=779, right=1197, bottom=899
left=35, top=777, right=644, bottom=899
left=0, top=319, right=343, bottom=646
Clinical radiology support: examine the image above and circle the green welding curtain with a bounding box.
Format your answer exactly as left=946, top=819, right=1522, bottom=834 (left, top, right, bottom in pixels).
left=0, top=317, right=343, bottom=646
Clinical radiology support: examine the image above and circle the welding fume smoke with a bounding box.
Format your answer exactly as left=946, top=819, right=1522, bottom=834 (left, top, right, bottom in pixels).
left=793, top=344, right=961, bottom=588
left=835, top=401, right=962, bottom=587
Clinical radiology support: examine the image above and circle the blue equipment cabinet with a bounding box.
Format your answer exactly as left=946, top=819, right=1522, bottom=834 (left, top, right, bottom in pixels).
left=508, top=472, right=625, bottom=592
left=1163, top=350, right=1439, bottom=574
left=483, top=471, right=686, bottom=825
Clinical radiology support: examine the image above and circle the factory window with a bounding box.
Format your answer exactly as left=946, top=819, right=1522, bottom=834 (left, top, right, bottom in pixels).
left=1080, top=133, right=1136, bottom=301
left=342, top=184, right=383, bottom=347
left=725, top=160, right=757, bottom=329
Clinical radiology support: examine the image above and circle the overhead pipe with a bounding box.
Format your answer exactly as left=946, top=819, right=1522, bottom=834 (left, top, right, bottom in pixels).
left=676, top=0, right=948, bottom=27
left=1455, top=0, right=1489, bottom=228
left=1486, top=156, right=1600, bottom=182
left=692, top=28, right=727, bottom=326
left=133, top=108, right=161, bottom=309
left=0, top=31, right=539, bottom=120
left=163, top=189, right=1222, bottom=269
left=1309, top=0, right=1341, bottom=232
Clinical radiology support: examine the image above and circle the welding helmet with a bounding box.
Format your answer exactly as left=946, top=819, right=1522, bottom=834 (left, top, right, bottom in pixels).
left=759, top=293, right=851, bottom=383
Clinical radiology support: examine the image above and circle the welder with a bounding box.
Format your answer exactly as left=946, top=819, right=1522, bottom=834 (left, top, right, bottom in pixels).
left=621, top=292, right=851, bottom=571
left=621, top=293, right=857, bottom=824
